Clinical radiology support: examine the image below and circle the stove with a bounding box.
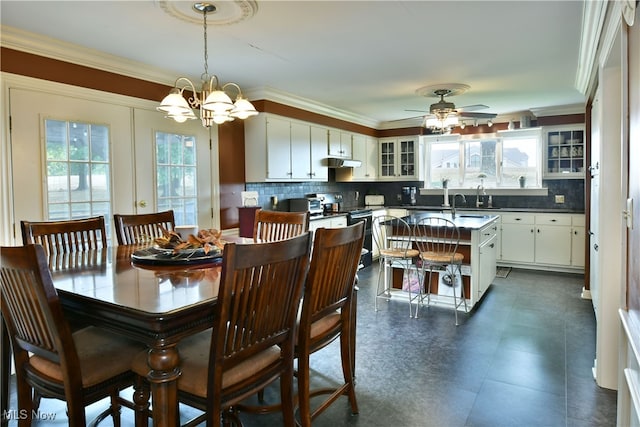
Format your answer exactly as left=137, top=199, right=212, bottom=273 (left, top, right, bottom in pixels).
left=345, top=208, right=373, bottom=268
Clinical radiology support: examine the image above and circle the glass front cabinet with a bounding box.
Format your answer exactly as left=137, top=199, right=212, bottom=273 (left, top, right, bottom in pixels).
left=378, top=137, right=420, bottom=180
left=543, top=125, right=585, bottom=179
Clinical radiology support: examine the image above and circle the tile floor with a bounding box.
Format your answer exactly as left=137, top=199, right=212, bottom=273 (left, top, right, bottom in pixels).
left=7, top=265, right=618, bottom=426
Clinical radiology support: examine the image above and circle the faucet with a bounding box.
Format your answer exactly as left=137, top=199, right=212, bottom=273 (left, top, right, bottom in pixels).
left=451, top=193, right=466, bottom=219
left=476, top=183, right=486, bottom=208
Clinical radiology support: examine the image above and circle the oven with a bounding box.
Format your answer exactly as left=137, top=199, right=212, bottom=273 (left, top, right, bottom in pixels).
left=347, top=209, right=373, bottom=268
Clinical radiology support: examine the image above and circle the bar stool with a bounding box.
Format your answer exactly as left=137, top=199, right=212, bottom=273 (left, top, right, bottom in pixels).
left=413, top=216, right=468, bottom=325
left=372, top=215, right=421, bottom=317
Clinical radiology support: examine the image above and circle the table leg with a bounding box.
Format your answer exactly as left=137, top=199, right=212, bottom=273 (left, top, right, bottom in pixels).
left=1, top=317, right=10, bottom=427
left=146, top=345, right=181, bottom=427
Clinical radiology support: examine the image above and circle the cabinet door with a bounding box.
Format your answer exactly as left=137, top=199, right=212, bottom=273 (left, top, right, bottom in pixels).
left=266, top=117, right=291, bottom=180
left=544, top=126, right=585, bottom=179
left=571, top=226, right=585, bottom=268
left=398, top=138, right=417, bottom=178
left=351, top=135, right=367, bottom=180
left=339, top=132, right=352, bottom=158
left=328, top=129, right=351, bottom=157
left=478, top=234, right=498, bottom=299
left=363, top=136, right=379, bottom=180
left=501, top=223, right=535, bottom=263
left=535, top=225, right=571, bottom=265
left=290, top=122, right=311, bottom=180
left=379, top=139, right=396, bottom=178
left=310, top=126, right=328, bottom=181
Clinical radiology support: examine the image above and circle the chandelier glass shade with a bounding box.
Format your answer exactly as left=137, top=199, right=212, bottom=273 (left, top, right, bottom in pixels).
left=157, top=3, right=258, bottom=127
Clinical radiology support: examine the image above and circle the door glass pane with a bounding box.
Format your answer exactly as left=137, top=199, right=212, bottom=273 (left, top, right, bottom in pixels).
left=155, top=132, right=198, bottom=225
left=44, top=119, right=112, bottom=236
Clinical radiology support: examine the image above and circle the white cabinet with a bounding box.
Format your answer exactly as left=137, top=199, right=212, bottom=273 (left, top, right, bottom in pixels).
left=534, top=214, right=572, bottom=266
left=309, top=215, right=347, bottom=233
left=328, top=129, right=352, bottom=158
left=500, top=213, right=535, bottom=263
left=371, top=209, right=386, bottom=260
left=543, top=125, right=585, bottom=179
left=498, top=212, right=584, bottom=272
left=379, top=137, right=421, bottom=180
left=570, top=215, right=585, bottom=268
left=244, top=114, right=328, bottom=182
left=309, top=126, right=329, bottom=181
left=476, top=222, right=498, bottom=301
left=336, top=134, right=378, bottom=182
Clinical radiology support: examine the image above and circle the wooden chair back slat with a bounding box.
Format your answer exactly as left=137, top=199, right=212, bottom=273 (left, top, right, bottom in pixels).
left=0, top=244, right=77, bottom=369
left=302, top=223, right=365, bottom=323
left=215, top=232, right=312, bottom=368
left=21, top=216, right=107, bottom=255
left=253, top=210, right=310, bottom=242
left=113, top=210, right=175, bottom=245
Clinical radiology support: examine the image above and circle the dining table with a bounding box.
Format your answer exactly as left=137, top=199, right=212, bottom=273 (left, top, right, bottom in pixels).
left=1, top=238, right=249, bottom=427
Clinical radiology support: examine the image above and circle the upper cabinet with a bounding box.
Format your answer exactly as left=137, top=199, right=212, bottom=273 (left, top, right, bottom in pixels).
left=543, top=125, right=585, bottom=179
left=336, top=134, right=378, bottom=182
left=328, top=129, right=353, bottom=158
left=378, top=136, right=421, bottom=180
left=245, top=114, right=328, bottom=182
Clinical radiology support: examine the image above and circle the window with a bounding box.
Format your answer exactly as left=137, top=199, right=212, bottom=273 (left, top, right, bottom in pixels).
left=423, top=128, right=541, bottom=189
left=155, top=131, right=198, bottom=225
left=45, top=119, right=111, bottom=232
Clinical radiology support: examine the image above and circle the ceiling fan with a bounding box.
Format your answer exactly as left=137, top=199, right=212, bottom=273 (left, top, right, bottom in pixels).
left=396, top=84, right=497, bottom=132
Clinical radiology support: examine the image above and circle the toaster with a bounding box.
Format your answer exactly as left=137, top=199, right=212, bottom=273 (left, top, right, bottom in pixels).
left=365, top=195, right=385, bottom=206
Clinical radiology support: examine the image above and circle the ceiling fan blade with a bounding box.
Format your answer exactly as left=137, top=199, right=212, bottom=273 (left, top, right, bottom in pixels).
left=457, top=111, right=497, bottom=119
left=387, top=115, right=425, bottom=123
left=456, top=104, right=489, bottom=112
left=404, top=109, right=429, bottom=113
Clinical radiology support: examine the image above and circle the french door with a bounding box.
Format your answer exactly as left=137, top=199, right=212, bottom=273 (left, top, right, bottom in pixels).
left=9, top=86, right=216, bottom=245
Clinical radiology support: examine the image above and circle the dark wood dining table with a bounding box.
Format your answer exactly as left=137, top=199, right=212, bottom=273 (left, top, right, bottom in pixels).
left=2, top=240, right=248, bottom=427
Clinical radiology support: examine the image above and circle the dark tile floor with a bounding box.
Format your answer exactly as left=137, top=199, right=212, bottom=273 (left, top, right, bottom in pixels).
left=7, top=265, right=618, bottom=426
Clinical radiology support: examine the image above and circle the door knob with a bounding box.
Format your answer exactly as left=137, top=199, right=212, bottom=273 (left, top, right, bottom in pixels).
left=138, top=200, right=147, bottom=208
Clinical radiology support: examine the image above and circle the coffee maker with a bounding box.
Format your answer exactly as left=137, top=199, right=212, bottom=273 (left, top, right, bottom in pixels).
left=401, top=186, right=417, bottom=205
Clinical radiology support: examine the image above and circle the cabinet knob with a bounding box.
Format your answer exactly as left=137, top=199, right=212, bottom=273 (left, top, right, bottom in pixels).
left=138, top=200, right=147, bottom=208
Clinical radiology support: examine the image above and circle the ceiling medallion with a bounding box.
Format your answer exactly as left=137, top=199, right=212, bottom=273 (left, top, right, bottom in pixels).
left=157, top=0, right=258, bottom=26
left=415, top=83, right=470, bottom=98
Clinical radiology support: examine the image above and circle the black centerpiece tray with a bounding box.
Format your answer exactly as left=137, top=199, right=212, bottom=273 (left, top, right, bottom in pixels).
left=131, top=245, right=222, bottom=266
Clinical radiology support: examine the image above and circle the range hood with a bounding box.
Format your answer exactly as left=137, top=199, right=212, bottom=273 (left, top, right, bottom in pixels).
left=327, top=157, right=362, bottom=168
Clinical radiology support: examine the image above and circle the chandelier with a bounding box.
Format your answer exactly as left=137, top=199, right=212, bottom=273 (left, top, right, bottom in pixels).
left=157, top=2, right=258, bottom=127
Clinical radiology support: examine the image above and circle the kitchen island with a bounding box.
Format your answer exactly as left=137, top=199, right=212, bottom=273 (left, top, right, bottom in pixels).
left=382, top=211, right=499, bottom=311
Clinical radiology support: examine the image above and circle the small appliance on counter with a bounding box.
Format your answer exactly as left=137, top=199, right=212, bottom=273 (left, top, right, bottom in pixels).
left=288, top=196, right=324, bottom=216
left=365, top=195, right=385, bottom=208
left=401, top=186, right=417, bottom=206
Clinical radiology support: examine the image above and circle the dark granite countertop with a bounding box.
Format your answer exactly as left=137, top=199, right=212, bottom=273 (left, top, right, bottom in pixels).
left=387, top=205, right=585, bottom=214
left=402, top=212, right=499, bottom=229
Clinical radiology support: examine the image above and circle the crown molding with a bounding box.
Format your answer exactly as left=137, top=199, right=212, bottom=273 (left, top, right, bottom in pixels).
left=1, top=25, right=182, bottom=86
left=529, top=103, right=585, bottom=117
left=575, top=1, right=608, bottom=95
left=244, top=86, right=379, bottom=128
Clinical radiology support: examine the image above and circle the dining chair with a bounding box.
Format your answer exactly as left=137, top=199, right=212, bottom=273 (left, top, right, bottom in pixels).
left=20, top=216, right=108, bottom=255
left=252, top=209, right=310, bottom=242
left=372, top=215, right=421, bottom=318
left=113, top=210, right=175, bottom=245
left=413, top=216, right=468, bottom=325
left=0, top=244, right=145, bottom=426
left=132, top=232, right=312, bottom=427
left=295, top=222, right=365, bottom=426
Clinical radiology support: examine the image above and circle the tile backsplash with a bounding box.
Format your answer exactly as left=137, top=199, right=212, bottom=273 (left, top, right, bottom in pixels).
left=245, top=176, right=584, bottom=212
